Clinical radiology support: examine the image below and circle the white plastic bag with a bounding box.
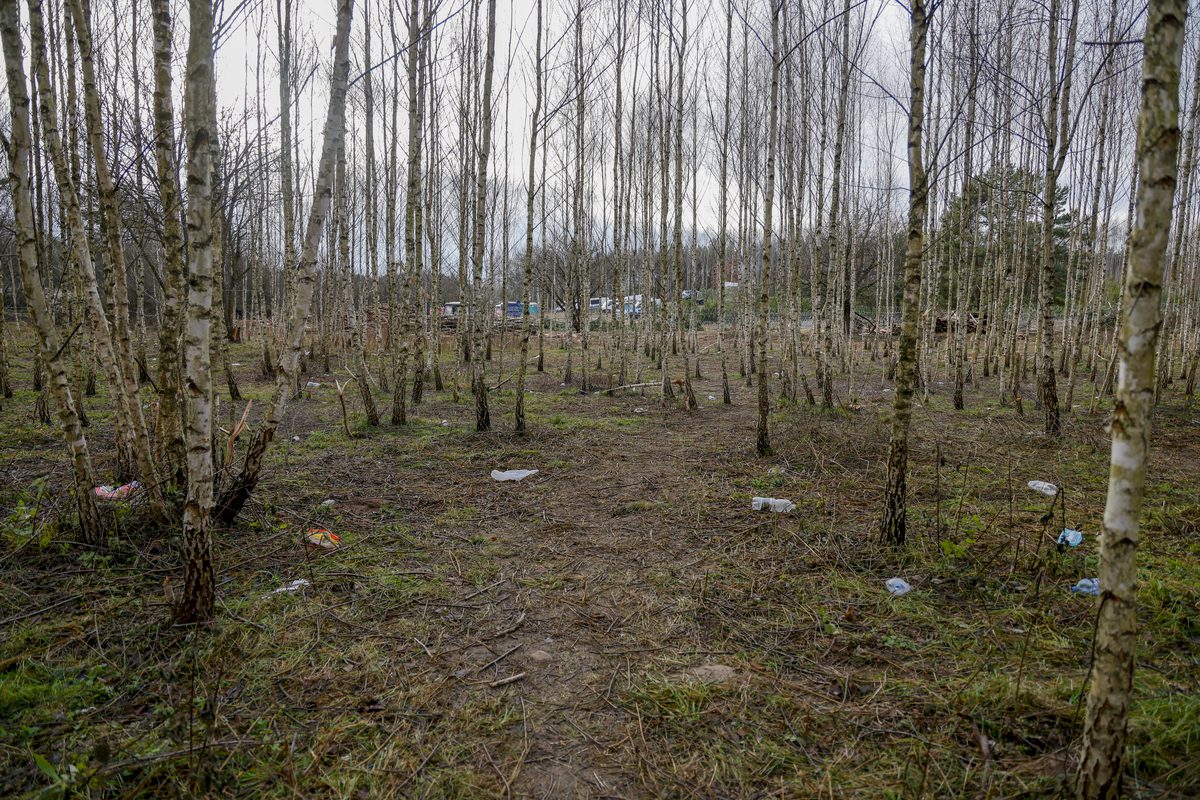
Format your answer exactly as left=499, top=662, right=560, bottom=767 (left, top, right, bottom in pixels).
left=492, top=469, right=538, bottom=482
left=265, top=578, right=311, bottom=598
left=1027, top=480, right=1058, bottom=497
left=886, top=577, right=912, bottom=596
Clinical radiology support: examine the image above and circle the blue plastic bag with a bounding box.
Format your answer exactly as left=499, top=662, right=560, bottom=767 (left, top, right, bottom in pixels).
left=1058, top=529, right=1083, bottom=548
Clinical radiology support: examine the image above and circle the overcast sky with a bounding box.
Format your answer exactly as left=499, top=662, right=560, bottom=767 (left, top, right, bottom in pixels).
left=210, top=0, right=914, bottom=252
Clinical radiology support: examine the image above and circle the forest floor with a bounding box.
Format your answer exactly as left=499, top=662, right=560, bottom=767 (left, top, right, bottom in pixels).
left=1, top=328, right=1198, bottom=799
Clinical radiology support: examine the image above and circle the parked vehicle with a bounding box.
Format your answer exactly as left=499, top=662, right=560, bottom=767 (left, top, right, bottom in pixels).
left=439, top=301, right=463, bottom=330
left=494, top=300, right=541, bottom=320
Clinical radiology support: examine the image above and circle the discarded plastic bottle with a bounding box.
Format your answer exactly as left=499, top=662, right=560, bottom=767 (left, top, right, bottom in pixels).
left=1071, top=578, right=1100, bottom=596
left=886, top=577, right=913, bottom=596
left=751, top=497, right=796, bottom=513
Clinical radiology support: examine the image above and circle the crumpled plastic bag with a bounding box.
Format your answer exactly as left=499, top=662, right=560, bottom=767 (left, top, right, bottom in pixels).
left=492, top=469, right=538, bottom=482
left=94, top=481, right=142, bottom=501
left=265, top=578, right=310, bottom=597
left=751, top=497, right=795, bottom=513
left=886, top=577, right=913, bottom=596
left=1057, top=528, right=1083, bottom=548
left=304, top=529, right=341, bottom=551
left=1027, top=480, right=1058, bottom=497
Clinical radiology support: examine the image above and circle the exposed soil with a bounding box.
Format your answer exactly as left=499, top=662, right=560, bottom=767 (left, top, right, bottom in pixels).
left=1, top=331, right=1198, bottom=798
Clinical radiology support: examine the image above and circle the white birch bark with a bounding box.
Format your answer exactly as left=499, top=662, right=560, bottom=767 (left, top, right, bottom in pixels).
left=1077, top=0, right=1187, bottom=794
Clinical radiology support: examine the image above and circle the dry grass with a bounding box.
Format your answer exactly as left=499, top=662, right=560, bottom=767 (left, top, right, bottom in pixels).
left=1, top=326, right=1198, bottom=798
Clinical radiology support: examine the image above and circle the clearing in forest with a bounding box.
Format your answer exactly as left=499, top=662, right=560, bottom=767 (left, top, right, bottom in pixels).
left=2, top=338, right=1197, bottom=798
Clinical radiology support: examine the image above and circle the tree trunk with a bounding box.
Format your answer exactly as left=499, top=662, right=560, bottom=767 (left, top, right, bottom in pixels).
left=515, top=0, right=543, bottom=434
left=1077, top=0, right=1186, bottom=794
left=150, top=0, right=187, bottom=487
left=175, top=0, right=217, bottom=624
left=65, top=0, right=162, bottom=501
left=755, top=1, right=781, bottom=457
left=0, top=1, right=104, bottom=545
left=471, top=0, right=498, bottom=431
left=214, top=0, right=355, bottom=523
left=880, top=0, right=929, bottom=546
left=718, top=0, right=733, bottom=406
left=1035, top=0, right=1080, bottom=437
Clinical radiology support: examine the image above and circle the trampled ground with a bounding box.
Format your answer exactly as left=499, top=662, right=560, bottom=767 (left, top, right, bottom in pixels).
left=1, top=331, right=1198, bottom=798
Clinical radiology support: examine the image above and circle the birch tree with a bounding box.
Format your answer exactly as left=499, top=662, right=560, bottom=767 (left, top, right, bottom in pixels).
left=470, top=0, right=498, bottom=432
left=1034, top=0, right=1080, bottom=437
left=215, top=0, right=355, bottom=522
left=515, top=0, right=543, bottom=433
left=151, top=0, right=186, bottom=486
left=65, top=0, right=162, bottom=497
left=0, top=0, right=104, bottom=545
left=1077, top=0, right=1187, bottom=793
left=175, top=0, right=217, bottom=624
left=756, top=0, right=782, bottom=456
left=880, top=0, right=930, bottom=546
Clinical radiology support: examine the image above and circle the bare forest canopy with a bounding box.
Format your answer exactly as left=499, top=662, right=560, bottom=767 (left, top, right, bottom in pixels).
left=0, top=0, right=1187, bottom=321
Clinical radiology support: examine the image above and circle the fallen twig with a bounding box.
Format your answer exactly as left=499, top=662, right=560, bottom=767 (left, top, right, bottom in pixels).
left=489, top=671, right=526, bottom=688
left=477, top=642, right=523, bottom=674
left=593, top=381, right=661, bottom=396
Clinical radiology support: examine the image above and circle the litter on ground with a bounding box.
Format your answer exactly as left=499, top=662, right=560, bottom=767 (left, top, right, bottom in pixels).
left=94, top=481, right=142, bottom=502
left=304, top=529, right=341, bottom=551
left=751, top=497, right=795, bottom=513
left=492, top=469, right=538, bottom=482
left=1027, top=480, right=1058, bottom=496
left=265, top=579, right=311, bottom=597
left=1058, top=528, right=1083, bottom=548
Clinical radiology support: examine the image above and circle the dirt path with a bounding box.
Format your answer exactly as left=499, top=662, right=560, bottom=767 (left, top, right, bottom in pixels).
left=6, top=342, right=1197, bottom=798
left=424, top=392, right=756, bottom=798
